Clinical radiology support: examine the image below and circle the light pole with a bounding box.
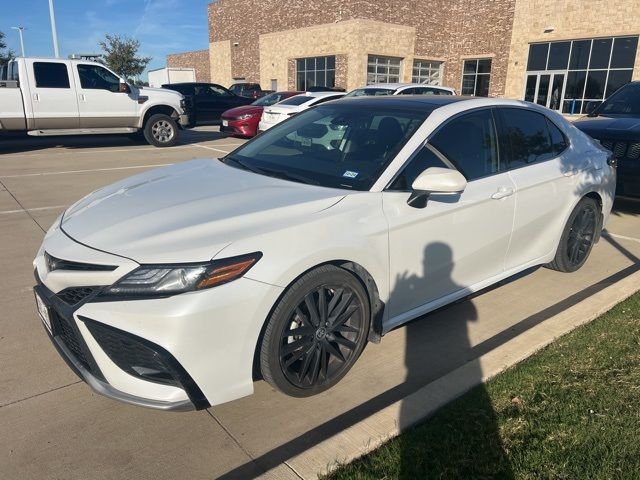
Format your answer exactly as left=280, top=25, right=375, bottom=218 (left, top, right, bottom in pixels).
left=11, top=26, right=26, bottom=57
left=48, top=0, right=60, bottom=58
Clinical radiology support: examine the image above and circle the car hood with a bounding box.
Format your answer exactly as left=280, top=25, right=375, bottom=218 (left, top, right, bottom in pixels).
left=222, top=105, right=263, bottom=118
left=61, top=159, right=347, bottom=263
left=573, top=115, right=640, bottom=137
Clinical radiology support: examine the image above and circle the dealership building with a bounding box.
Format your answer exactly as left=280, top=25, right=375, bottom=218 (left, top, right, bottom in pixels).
left=168, top=0, right=640, bottom=114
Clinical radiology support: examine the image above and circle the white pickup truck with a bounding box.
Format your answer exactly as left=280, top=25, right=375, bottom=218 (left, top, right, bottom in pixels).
left=0, top=57, right=191, bottom=147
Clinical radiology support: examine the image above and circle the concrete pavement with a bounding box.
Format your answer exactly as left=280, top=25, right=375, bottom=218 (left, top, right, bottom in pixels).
left=1, top=128, right=639, bottom=479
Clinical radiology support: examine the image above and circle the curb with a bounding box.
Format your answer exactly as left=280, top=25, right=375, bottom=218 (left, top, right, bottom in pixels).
left=262, top=268, right=640, bottom=479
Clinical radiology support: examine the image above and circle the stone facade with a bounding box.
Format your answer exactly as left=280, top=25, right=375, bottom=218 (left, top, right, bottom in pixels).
left=504, top=0, right=640, bottom=99
left=207, top=0, right=516, bottom=95
left=166, top=49, right=210, bottom=83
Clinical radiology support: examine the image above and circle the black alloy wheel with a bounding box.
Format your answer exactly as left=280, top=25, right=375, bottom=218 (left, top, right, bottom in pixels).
left=566, top=202, right=597, bottom=267
left=547, top=196, right=600, bottom=273
left=260, top=265, right=370, bottom=397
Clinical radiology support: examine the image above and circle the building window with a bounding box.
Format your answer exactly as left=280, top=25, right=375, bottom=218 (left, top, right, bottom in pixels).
left=461, top=59, right=491, bottom=96
left=412, top=60, right=443, bottom=85
left=296, top=56, right=336, bottom=91
left=367, top=55, right=402, bottom=84
left=524, top=36, right=638, bottom=114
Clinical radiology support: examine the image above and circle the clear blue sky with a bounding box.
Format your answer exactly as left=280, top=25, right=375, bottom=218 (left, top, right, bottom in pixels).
left=1, top=0, right=211, bottom=79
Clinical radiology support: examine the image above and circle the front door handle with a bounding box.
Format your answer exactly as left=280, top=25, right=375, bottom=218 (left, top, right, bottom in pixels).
left=491, top=187, right=514, bottom=200
left=33, top=93, right=40, bottom=101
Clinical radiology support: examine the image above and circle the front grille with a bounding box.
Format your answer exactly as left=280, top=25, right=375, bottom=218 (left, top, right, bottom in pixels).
left=51, top=311, right=92, bottom=372
left=45, top=252, right=117, bottom=272
left=598, top=139, right=640, bottom=160
left=57, top=286, right=101, bottom=306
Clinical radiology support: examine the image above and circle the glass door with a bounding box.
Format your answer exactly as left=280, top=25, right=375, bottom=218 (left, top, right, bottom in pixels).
left=523, top=72, right=565, bottom=111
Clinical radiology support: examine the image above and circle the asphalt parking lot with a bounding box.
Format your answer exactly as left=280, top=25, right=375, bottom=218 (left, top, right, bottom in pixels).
left=1, top=127, right=640, bottom=480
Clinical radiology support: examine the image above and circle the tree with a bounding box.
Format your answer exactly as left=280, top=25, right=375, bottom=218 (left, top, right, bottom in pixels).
left=98, top=34, right=151, bottom=81
left=0, top=30, right=15, bottom=65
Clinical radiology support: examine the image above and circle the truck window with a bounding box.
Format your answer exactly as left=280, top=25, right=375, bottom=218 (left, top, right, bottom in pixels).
left=33, top=62, right=70, bottom=88
left=77, top=64, right=121, bottom=92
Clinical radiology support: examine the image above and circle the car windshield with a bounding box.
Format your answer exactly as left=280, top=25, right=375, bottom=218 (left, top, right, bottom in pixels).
left=252, top=92, right=289, bottom=107
left=222, top=103, right=432, bottom=191
left=346, top=88, right=395, bottom=97
left=598, top=83, right=640, bottom=116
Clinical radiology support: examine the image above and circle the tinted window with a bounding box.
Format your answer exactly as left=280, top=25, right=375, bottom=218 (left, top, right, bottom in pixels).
left=527, top=44, right=549, bottom=70
left=226, top=104, right=431, bottom=191
left=33, top=62, right=70, bottom=88
left=610, top=36, right=639, bottom=68
left=589, top=38, right=613, bottom=69
left=278, top=95, right=312, bottom=106
left=345, top=88, right=394, bottom=97
left=311, top=95, right=343, bottom=105
left=77, top=64, right=120, bottom=91
left=196, top=85, right=231, bottom=97
left=547, top=42, right=570, bottom=70
left=430, top=109, right=499, bottom=180
left=546, top=118, right=568, bottom=155
left=397, top=88, right=415, bottom=95
left=389, top=146, right=448, bottom=190
left=599, top=83, right=640, bottom=115
left=165, top=84, right=194, bottom=95
left=569, top=40, right=591, bottom=69
left=499, top=108, right=554, bottom=168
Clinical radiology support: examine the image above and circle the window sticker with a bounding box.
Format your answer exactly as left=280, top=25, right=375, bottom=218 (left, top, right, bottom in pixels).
left=301, top=137, right=312, bottom=147
left=343, top=170, right=359, bottom=178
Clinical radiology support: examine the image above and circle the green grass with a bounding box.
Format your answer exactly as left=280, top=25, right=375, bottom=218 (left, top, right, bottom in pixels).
left=325, top=292, right=640, bottom=480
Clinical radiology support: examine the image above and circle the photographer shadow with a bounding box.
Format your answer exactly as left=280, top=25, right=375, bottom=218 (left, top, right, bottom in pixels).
left=393, top=242, right=514, bottom=478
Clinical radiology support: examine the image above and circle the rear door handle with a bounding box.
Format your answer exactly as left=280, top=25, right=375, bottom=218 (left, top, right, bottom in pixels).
left=32, top=93, right=40, bottom=101
left=491, top=187, right=514, bottom=200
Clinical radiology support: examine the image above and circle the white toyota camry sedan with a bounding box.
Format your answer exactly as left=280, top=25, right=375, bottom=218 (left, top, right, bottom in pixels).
left=33, top=96, right=616, bottom=411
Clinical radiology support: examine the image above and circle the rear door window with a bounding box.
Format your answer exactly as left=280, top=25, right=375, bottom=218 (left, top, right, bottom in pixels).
left=33, top=62, right=70, bottom=88
left=498, top=108, right=556, bottom=169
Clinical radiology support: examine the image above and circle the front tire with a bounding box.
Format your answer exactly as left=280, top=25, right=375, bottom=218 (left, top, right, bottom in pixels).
left=260, top=265, right=370, bottom=397
left=143, top=114, right=178, bottom=147
left=546, top=197, right=599, bottom=273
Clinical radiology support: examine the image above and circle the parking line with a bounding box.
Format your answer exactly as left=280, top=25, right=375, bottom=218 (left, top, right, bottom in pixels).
left=0, top=143, right=242, bottom=159
left=0, top=205, right=66, bottom=215
left=604, top=232, right=640, bottom=244
left=0, top=163, right=173, bottom=179
left=187, top=143, right=235, bottom=155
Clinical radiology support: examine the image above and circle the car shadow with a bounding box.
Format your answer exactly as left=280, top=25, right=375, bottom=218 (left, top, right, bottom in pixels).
left=0, top=128, right=232, bottom=155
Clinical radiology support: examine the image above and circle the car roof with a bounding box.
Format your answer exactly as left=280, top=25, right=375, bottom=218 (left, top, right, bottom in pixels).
left=302, top=91, right=347, bottom=98
left=355, top=83, right=453, bottom=90
left=330, top=96, right=547, bottom=113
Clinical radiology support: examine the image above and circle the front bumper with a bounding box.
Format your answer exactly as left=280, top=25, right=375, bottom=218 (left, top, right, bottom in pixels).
left=220, top=120, right=257, bottom=137
left=178, top=113, right=192, bottom=128
left=33, top=229, right=283, bottom=410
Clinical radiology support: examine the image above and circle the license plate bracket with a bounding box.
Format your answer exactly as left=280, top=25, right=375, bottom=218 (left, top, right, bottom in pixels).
left=34, top=290, right=52, bottom=334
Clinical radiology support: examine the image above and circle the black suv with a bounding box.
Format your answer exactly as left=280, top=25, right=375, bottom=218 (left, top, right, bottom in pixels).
left=162, top=82, right=253, bottom=125
left=574, top=82, right=640, bottom=197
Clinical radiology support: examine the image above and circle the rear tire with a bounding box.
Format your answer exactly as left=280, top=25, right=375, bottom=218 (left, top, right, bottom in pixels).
left=260, top=265, right=370, bottom=397
left=546, top=197, right=599, bottom=273
left=143, top=114, right=178, bottom=147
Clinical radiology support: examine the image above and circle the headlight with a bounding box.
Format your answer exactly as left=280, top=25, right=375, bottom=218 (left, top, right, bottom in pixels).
left=99, top=252, right=262, bottom=299
left=237, top=113, right=255, bottom=120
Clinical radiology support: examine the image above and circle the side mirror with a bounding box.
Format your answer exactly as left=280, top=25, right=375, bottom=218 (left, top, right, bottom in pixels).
left=119, top=82, right=131, bottom=94
left=585, top=101, right=599, bottom=116
left=408, top=167, right=467, bottom=208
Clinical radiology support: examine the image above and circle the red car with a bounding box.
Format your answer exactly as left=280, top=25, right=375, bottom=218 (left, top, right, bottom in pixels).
left=220, top=91, right=302, bottom=137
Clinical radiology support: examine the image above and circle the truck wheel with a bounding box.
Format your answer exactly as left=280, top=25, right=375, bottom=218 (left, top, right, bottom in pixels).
left=143, top=114, right=178, bottom=147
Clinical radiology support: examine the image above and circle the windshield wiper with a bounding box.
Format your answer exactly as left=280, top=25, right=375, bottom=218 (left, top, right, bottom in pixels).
left=223, top=155, right=319, bottom=186
left=223, top=155, right=263, bottom=174
left=258, top=168, right=320, bottom=186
